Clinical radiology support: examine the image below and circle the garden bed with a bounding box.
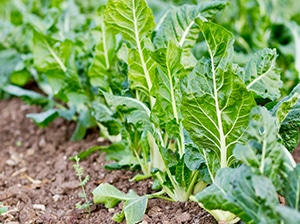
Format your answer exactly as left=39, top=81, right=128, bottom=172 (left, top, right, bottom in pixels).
left=0, top=98, right=215, bottom=224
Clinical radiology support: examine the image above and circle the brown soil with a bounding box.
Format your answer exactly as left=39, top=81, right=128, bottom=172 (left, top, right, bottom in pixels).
left=0, top=98, right=216, bottom=224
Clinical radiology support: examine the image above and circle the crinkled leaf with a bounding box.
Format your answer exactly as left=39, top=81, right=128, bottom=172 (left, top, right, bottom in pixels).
left=181, top=21, right=255, bottom=177
left=233, top=107, right=287, bottom=189
left=196, top=166, right=280, bottom=224
left=91, top=102, right=122, bottom=136
left=184, top=146, right=205, bottom=171
left=151, top=41, right=183, bottom=138
left=272, top=84, right=300, bottom=152
left=105, top=0, right=154, bottom=47
left=106, top=0, right=156, bottom=104
left=241, top=48, right=282, bottom=100
left=154, top=2, right=227, bottom=68
left=103, top=92, right=150, bottom=119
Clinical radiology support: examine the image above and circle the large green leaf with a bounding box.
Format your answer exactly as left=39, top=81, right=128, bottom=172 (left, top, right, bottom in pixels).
left=151, top=41, right=184, bottom=155
left=33, top=30, right=81, bottom=98
left=241, top=48, right=282, bottom=100
left=151, top=42, right=183, bottom=124
left=181, top=21, right=255, bottom=178
left=105, top=0, right=154, bottom=47
left=106, top=0, right=156, bottom=105
left=233, top=106, right=290, bottom=189
left=196, top=166, right=280, bottom=224
left=154, top=2, right=228, bottom=68
left=88, top=6, right=117, bottom=91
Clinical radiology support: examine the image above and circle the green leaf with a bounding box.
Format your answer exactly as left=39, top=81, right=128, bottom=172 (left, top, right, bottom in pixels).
left=69, top=146, right=103, bottom=161
left=26, top=109, right=59, bottom=128
left=71, top=108, right=95, bottom=141
left=181, top=21, right=255, bottom=178
left=33, top=30, right=81, bottom=98
left=184, top=146, right=205, bottom=171
left=105, top=0, right=154, bottom=47
left=91, top=102, right=122, bottom=136
left=272, top=84, right=300, bottom=152
left=285, top=164, right=300, bottom=210
left=93, top=183, right=138, bottom=208
left=0, top=49, right=22, bottom=82
left=0, top=202, right=8, bottom=215
left=33, top=30, right=67, bottom=73
left=103, top=92, right=150, bottom=119
left=233, top=106, right=287, bottom=189
left=275, top=206, right=300, bottom=224
left=154, top=2, right=228, bottom=68
left=112, top=210, right=125, bottom=223
left=124, top=196, right=148, bottom=224
left=196, top=166, right=280, bottom=223
left=102, top=141, right=139, bottom=169
left=2, top=84, right=50, bottom=106
left=241, top=48, right=282, bottom=100
left=151, top=42, right=183, bottom=124
left=106, top=0, right=156, bottom=105
left=88, top=6, right=117, bottom=90
left=9, top=70, right=31, bottom=86
left=151, top=42, right=184, bottom=154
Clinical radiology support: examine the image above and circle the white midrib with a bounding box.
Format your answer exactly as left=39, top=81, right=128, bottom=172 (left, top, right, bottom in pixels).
left=132, top=0, right=154, bottom=108
left=167, top=67, right=178, bottom=122
left=101, top=21, right=110, bottom=70
left=179, top=20, right=195, bottom=47
left=45, top=39, right=67, bottom=72
left=167, top=63, right=185, bottom=156
left=246, top=60, right=274, bottom=89
left=259, top=139, right=267, bottom=174
left=208, top=48, right=227, bottom=168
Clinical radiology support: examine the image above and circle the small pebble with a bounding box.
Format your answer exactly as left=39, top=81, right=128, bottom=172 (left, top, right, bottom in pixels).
left=52, top=194, right=60, bottom=202
left=33, top=204, right=46, bottom=211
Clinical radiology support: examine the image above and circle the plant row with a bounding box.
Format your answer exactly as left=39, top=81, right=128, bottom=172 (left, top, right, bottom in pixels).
left=1, top=0, right=300, bottom=223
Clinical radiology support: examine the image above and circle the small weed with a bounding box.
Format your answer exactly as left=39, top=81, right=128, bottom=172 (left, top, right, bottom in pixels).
left=73, top=156, right=92, bottom=214
left=0, top=202, right=8, bottom=215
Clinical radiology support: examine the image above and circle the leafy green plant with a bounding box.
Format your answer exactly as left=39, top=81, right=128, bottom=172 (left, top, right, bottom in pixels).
left=73, top=156, right=92, bottom=214
left=196, top=106, right=299, bottom=224
left=1, top=0, right=300, bottom=224
left=90, top=0, right=300, bottom=223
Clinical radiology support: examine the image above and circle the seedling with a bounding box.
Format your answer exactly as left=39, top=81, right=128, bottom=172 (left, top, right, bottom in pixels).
left=0, top=202, right=8, bottom=215
left=73, top=156, right=92, bottom=214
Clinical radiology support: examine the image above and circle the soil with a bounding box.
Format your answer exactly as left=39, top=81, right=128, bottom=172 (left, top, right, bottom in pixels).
left=0, top=98, right=216, bottom=224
